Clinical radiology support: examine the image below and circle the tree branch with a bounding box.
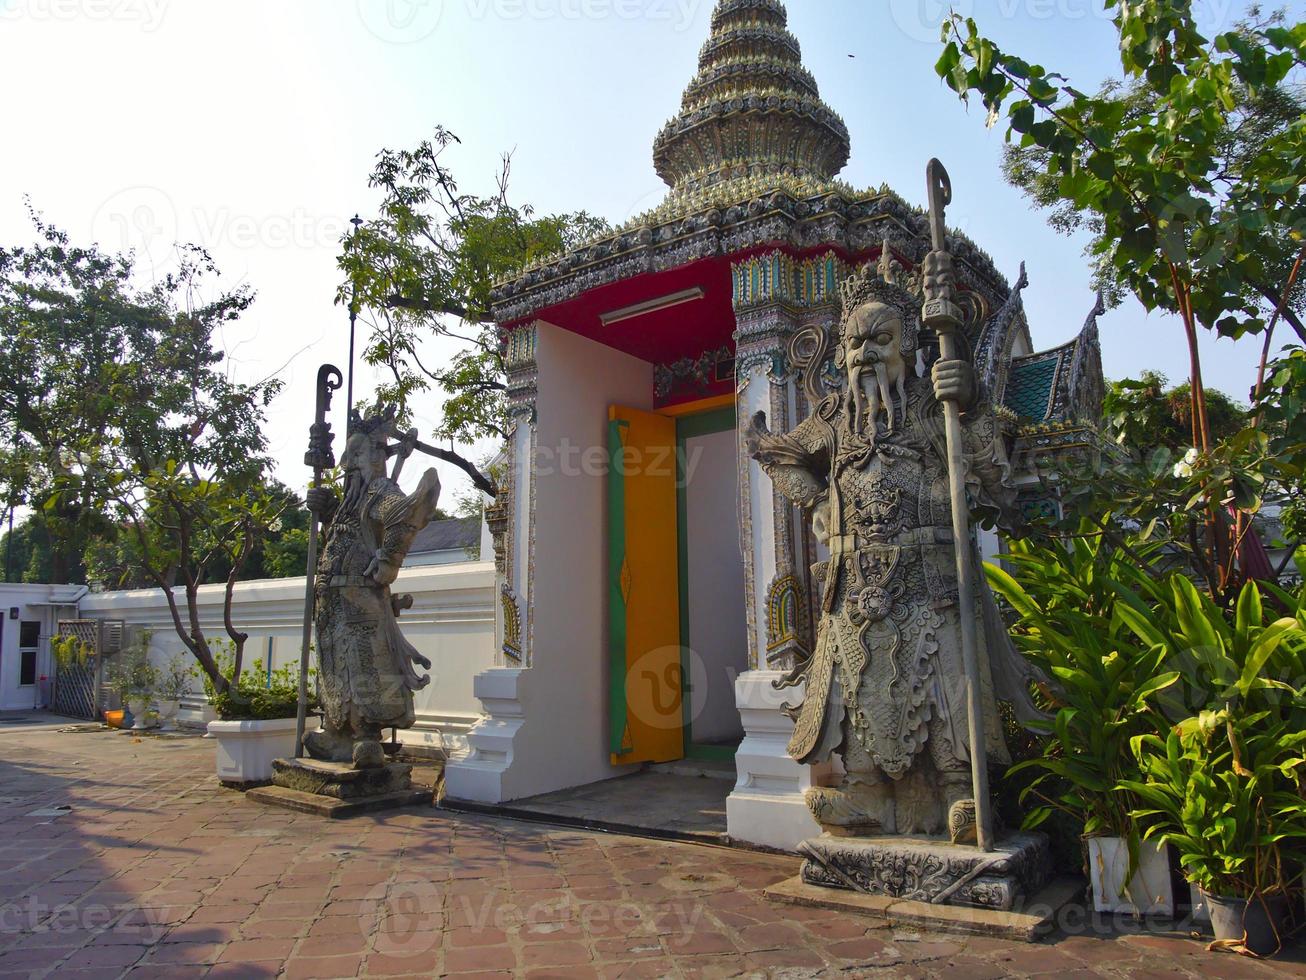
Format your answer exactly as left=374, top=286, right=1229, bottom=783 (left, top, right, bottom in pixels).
left=411, top=438, right=498, bottom=498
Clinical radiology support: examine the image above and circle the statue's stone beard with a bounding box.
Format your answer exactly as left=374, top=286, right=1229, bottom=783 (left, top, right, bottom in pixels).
left=848, top=356, right=909, bottom=439
left=340, top=467, right=368, bottom=518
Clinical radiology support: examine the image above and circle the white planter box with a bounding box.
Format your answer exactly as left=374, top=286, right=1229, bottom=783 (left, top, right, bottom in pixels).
left=206, top=718, right=299, bottom=785
left=1087, top=837, right=1175, bottom=916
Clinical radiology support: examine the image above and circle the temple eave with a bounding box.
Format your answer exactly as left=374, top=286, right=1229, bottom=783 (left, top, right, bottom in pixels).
left=489, top=190, right=1012, bottom=333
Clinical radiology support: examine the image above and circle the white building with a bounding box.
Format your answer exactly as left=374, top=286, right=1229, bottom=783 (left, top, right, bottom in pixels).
left=0, top=584, right=87, bottom=712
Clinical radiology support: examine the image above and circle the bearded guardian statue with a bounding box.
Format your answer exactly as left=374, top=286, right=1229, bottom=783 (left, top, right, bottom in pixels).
left=746, top=266, right=1044, bottom=845
left=305, top=407, right=443, bottom=768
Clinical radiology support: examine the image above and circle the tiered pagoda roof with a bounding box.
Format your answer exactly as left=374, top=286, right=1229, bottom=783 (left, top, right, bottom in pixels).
left=652, top=0, right=851, bottom=196
left=490, top=3, right=1013, bottom=329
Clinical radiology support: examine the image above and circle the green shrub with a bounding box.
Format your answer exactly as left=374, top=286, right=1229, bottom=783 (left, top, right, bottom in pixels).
left=201, top=644, right=316, bottom=722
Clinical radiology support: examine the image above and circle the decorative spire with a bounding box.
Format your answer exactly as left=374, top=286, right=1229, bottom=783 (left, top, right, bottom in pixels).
left=652, top=0, right=851, bottom=195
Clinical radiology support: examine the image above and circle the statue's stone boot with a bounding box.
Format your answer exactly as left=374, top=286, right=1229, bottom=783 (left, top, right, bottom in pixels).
left=947, top=800, right=979, bottom=845
left=940, top=772, right=979, bottom=844
left=304, top=729, right=354, bottom=764
left=352, top=739, right=386, bottom=770
left=806, top=782, right=896, bottom=836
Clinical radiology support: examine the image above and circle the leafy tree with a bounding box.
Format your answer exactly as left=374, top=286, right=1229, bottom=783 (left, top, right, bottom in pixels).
left=0, top=206, right=274, bottom=582
left=338, top=127, right=609, bottom=490
left=937, top=3, right=1305, bottom=451
left=938, top=1, right=1306, bottom=599
left=82, top=480, right=312, bottom=588
left=0, top=510, right=77, bottom=584
left=1103, top=371, right=1247, bottom=448
left=998, top=9, right=1306, bottom=333
left=15, top=229, right=287, bottom=694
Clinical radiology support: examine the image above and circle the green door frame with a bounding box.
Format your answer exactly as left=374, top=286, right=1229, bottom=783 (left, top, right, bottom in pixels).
left=675, top=405, right=740, bottom=762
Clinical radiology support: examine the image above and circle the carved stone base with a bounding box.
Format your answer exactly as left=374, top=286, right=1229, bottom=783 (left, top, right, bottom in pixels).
left=798, top=831, right=1051, bottom=912
left=271, top=758, right=413, bottom=801
left=247, top=783, right=432, bottom=819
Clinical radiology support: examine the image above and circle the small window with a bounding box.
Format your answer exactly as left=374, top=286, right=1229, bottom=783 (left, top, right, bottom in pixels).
left=18, top=621, right=39, bottom=687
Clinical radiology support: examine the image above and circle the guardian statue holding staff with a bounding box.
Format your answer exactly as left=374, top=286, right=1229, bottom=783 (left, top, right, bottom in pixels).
left=305, top=405, right=443, bottom=769
left=746, top=228, right=1043, bottom=848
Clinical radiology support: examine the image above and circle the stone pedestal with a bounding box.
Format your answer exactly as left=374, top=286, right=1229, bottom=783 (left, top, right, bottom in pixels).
left=246, top=757, right=433, bottom=819
left=763, top=831, right=1068, bottom=941
left=726, top=671, right=829, bottom=851
left=799, top=832, right=1051, bottom=911
left=443, top=668, right=527, bottom=803
left=271, top=758, right=414, bottom=799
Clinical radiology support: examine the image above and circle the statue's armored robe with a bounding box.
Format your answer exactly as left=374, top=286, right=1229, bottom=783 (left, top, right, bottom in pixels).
left=314, top=473, right=439, bottom=742
left=755, top=383, right=1043, bottom=796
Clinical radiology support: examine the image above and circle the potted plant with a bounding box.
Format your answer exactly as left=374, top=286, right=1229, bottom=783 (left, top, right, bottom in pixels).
left=987, top=530, right=1182, bottom=915
left=154, top=648, right=193, bottom=732
left=51, top=634, right=93, bottom=673
left=107, top=642, right=159, bottom=732
left=204, top=647, right=316, bottom=787
left=1120, top=579, right=1306, bottom=956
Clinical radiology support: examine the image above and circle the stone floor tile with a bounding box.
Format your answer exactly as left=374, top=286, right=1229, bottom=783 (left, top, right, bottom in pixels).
left=214, top=937, right=297, bottom=962
left=207, top=963, right=279, bottom=979
left=5, top=727, right=1306, bottom=980
left=59, top=943, right=151, bottom=970
left=143, top=940, right=226, bottom=965
left=295, top=932, right=374, bottom=958
left=283, top=953, right=364, bottom=979
left=443, top=944, right=517, bottom=973
left=362, top=949, right=440, bottom=976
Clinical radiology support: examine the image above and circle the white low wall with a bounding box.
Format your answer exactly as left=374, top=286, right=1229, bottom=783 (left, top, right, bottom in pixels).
left=81, top=562, right=497, bottom=754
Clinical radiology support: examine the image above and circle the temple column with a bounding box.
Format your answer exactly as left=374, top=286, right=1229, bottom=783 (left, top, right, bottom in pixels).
left=726, top=253, right=840, bottom=849
left=443, top=323, right=538, bottom=803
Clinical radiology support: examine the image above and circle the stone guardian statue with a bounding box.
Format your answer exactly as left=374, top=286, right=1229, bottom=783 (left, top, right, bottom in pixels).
left=305, top=406, right=442, bottom=769
left=745, top=268, right=1044, bottom=846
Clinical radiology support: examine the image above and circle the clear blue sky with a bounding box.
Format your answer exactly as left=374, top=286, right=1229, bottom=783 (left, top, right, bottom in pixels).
left=2, top=0, right=1300, bottom=497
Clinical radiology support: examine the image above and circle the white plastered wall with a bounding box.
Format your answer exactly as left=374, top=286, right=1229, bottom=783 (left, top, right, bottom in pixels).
left=80, top=563, right=495, bottom=751
left=446, top=320, right=656, bottom=802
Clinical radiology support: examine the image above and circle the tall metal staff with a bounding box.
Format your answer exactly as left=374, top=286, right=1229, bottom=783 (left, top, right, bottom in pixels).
left=295, top=364, right=343, bottom=759
left=921, top=159, right=994, bottom=852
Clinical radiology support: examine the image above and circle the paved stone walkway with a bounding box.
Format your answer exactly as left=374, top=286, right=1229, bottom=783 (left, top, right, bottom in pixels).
left=0, top=723, right=1303, bottom=979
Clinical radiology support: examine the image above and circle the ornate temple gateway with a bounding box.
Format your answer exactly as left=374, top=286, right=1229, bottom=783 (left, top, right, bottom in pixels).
left=443, top=0, right=1104, bottom=852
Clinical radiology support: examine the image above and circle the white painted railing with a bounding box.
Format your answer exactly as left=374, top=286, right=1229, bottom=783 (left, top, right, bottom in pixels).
left=80, top=562, right=497, bottom=755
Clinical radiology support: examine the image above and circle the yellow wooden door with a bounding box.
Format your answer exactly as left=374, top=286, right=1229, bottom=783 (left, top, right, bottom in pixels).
left=607, top=405, right=684, bottom=765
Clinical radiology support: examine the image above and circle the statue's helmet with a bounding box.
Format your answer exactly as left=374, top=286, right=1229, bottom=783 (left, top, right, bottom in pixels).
left=835, top=269, right=922, bottom=369
left=342, top=404, right=398, bottom=473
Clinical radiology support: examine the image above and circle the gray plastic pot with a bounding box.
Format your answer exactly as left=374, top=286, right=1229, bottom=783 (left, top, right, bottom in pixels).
left=1201, top=889, right=1291, bottom=957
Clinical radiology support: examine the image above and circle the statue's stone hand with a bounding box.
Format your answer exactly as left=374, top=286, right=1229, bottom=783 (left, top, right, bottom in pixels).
left=932, top=358, right=976, bottom=409
left=744, top=411, right=770, bottom=459
left=306, top=487, right=337, bottom=519
left=365, top=552, right=400, bottom=587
